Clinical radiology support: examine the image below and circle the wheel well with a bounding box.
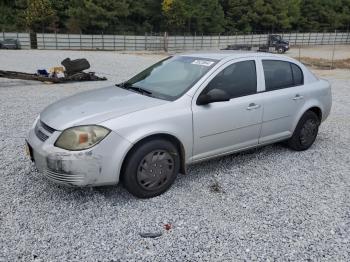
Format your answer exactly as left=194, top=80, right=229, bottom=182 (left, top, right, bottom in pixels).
left=307, top=107, right=322, bottom=121
left=120, top=134, right=187, bottom=180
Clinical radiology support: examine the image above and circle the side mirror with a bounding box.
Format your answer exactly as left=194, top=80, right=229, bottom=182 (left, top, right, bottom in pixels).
left=197, top=88, right=230, bottom=105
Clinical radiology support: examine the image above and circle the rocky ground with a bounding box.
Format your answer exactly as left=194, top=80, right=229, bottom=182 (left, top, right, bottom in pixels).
left=0, top=50, right=349, bottom=261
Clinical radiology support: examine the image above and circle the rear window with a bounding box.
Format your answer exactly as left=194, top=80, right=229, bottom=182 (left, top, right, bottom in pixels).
left=291, top=63, right=303, bottom=86
left=262, top=60, right=304, bottom=91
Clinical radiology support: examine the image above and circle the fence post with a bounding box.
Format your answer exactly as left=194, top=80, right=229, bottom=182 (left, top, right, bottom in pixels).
left=193, top=32, right=196, bottom=50
left=134, top=34, right=136, bottom=51
left=174, top=35, right=177, bottom=51
left=328, top=32, right=331, bottom=45
left=201, top=34, right=203, bottom=49
left=218, top=33, right=221, bottom=49
left=102, top=32, right=104, bottom=50
left=321, top=31, right=325, bottom=45
left=163, top=32, right=168, bottom=52
left=113, top=34, right=116, bottom=50
left=341, top=31, right=344, bottom=44
left=331, top=30, right=336, bottom=69
left=183, top=33, right=186, bottom=51
left=79, top=32, right=82, bottom=50
left=68, top=33, right=70, bottom=49
left=55, top=31, right=58, bottom=49
left=334, top=30, right=338, bottom=46
left=42, top=32, right=45, bottom=49
left=145, top=32, right=147, bottom=51
left=123, top=32, right=126, bottom=51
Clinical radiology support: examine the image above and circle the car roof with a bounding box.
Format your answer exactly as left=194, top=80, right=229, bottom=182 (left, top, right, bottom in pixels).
left=179, top=51, right=288, bottom=61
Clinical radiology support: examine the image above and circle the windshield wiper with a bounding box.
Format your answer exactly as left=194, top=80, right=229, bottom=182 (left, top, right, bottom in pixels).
left=116, top=82, right=152, bottom=96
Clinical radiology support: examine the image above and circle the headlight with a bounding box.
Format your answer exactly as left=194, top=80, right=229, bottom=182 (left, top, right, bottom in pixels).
left=55, top=125, right=110, bottom=151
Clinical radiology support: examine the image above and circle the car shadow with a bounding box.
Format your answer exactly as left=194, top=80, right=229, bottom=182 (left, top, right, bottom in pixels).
left=43, top=142, right=291, bottom=203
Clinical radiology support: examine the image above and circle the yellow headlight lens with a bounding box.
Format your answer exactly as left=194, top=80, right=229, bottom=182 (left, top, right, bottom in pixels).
left=55, top=125, right=110, bottom=151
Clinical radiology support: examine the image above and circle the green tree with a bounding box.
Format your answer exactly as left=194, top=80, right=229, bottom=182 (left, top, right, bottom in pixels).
left=1, top=0, right=350, bottom=34
left=299, top=0, right=348, bottom=31
left=223, top=0, right=254, bottom=32
left=24, top=0, right=56, bottom=32
left=0, top=1, right=17, bottom=31
left=67, top=0, right=129, bottom=33
left=248, top=0, right=300, bottom=31
left=126, top=0, right=164, bottom=33
left=162, top=0, right=225, bottom=33
left=51, top=0, right=71, bottom=32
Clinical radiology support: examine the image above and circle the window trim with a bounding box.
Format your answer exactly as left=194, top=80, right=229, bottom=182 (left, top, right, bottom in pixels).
left=261, top=59, right=304, bottom=92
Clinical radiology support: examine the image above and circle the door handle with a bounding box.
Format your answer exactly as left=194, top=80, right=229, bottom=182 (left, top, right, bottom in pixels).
left=246, top=103, right=261, bottom=110
left=293, top=94, right=304, bottom=100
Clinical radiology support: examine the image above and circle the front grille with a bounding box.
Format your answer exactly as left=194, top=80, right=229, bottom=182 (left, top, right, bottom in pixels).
left=44, top=169, right=85, bottom=184
left=40, top=121, right=55, bottom=134
left=35, top=127, right=49, bottom=141
left=35, top=120, right=56, bottom=142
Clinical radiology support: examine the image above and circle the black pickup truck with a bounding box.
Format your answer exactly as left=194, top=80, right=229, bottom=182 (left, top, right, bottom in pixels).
left=223, top=34, right=290, bottom=54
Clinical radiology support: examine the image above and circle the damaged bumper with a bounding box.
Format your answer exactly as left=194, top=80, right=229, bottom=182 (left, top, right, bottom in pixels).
left=26, top=121, right=131, bottom=187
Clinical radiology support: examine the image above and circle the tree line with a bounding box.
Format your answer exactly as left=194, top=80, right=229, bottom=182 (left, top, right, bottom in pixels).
left=1, top=0, right=350, bottom=34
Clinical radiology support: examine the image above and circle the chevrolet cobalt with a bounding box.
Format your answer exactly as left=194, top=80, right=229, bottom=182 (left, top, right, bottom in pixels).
left=26, top=52, right=332, bottom=198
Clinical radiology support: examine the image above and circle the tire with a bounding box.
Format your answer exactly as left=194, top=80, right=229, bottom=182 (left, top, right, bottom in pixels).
left=277, top=47, right=285, bottom=54
left=288, top=111, right=320, bottom=151
left=122, top=139, right=180, bottom=198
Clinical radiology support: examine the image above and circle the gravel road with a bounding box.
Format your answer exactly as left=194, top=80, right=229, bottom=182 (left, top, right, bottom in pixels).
left=0, top=50, right=349, bottom=261
left=287, top=45, right=350, bottom=60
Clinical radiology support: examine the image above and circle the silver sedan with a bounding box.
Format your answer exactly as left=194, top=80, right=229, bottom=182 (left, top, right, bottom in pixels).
left=26, top=52, right=332, bottom=198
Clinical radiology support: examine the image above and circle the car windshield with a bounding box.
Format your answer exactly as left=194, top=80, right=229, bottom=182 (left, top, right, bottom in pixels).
left=121, top=56, right=218, bottom=100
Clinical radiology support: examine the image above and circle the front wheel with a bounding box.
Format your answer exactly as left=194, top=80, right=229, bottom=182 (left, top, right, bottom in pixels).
left=122, top=139, right=180, bottom=198
left=288, top=111, right=320, bottom=151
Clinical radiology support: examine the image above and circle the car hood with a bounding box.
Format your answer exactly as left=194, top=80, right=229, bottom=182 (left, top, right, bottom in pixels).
left=40, top=86, right=168, bottom=130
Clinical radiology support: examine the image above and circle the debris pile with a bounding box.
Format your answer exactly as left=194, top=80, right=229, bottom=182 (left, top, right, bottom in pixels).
left=0, top=58, right=107, bottom=83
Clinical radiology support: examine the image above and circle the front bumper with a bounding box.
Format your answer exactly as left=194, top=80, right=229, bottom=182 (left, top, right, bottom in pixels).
left=27, top=121, right=132, bottom=187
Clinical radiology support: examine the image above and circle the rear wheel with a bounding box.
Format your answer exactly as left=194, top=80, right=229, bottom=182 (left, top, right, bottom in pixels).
left=277, top=47, right=285, bottom=54
left=122, top=139, right=180, bottom=198
left=288, top=111, right=320, bottom=151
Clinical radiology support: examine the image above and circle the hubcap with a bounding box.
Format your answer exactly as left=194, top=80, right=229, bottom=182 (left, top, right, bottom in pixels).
left=300, top=119, right=318, bottom=146
left=137, top=150, right=174, bottom=191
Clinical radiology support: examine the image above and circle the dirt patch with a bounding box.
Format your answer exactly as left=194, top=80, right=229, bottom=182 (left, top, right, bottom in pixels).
left=298, top=57, right=350, bottom=69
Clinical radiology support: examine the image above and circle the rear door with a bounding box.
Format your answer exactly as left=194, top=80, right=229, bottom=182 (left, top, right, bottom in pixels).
left=191, top=58, right=264, bottom=161
left=258, top=59, right=305, bottom=144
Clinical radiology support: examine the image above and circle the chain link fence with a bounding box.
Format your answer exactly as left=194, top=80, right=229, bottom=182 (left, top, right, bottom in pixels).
left=1, top=31, right=349, bottom=51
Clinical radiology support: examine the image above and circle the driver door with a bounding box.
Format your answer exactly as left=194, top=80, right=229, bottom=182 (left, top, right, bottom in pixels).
left=191, top=59, right=264, bottom=162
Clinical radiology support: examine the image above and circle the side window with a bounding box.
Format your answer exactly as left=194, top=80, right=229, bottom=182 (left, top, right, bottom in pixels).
left=262, top=60, right=294, bottom=91
left=262, top=60, right=304, bottom=91
left=291, top=63, right=304, bottom=86
left=206, top=60, right=257, bottom=99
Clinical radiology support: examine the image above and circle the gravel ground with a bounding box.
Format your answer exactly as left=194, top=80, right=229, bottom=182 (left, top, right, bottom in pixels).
left=287, top=45, right=350, bottom=60
left=0, top=50, right=349, bottom=261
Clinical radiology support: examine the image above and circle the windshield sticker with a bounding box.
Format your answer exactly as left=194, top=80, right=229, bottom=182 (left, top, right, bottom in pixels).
left=191, top=60, right=215, bottom=67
